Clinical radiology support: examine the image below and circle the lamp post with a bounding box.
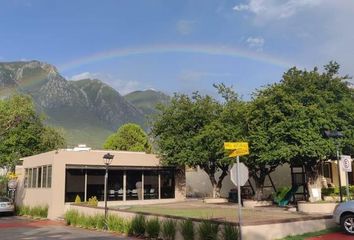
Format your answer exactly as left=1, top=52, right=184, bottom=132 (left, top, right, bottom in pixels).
left=103, top=153, right=114, bottom=229
left=324, top=130, right=344, bottom=202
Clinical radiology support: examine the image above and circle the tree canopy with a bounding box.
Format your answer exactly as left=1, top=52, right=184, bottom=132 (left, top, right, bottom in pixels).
left=0, top=95, right=66, bottom=169
left=151, top=63, right=354, bottom=200
left=245, top=62, right=354, bottom=200
left=103, top=123, right=151, bottom=152
left=151, top=88, right=245, bottom=198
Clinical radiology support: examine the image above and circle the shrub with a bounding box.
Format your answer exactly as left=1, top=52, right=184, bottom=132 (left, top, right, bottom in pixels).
left=16, top=205, right=48, bottom=218
left=95, top=214, right=106, bottom=230
left=30, top=205, right=48, bottom=218
left=64, top=209, right=80, bottom=226
left=131, top=214, right=146, bottom=236
left=16, top=205, right=30, bottom=216
left=87, top=196, right=98, bottom=206
left=146, top=218, right=160, bottom=239
left=180, top=219, right=194, bottom=240
left=321, top=187, right=336, bottom=196
left=75, top=195, right=82, bottom=203
left=107, top=214, right=131, bottom=234
left=198, top=220, right=219, bottom=240
left=223, top=223, right=239, bottom=240
left=83, top=215, right=97, bottom=229
left=162, top=219, right=176, bottom=240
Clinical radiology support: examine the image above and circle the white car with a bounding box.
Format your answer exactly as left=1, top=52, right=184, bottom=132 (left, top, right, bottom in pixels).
left=333, top=200, right=354, bottom=235
left=0, top=197, right=15, bottom=214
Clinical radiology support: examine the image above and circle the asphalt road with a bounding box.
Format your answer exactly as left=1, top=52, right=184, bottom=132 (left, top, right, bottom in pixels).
left=0, top=214, right=134, bottom=240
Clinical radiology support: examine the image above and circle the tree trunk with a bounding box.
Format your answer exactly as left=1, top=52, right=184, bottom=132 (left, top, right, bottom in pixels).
left=305, top=163, right=322, bottom=202
left=254, top=182, right=264, bottom=201
left=207, top=168, right=228, bottom=199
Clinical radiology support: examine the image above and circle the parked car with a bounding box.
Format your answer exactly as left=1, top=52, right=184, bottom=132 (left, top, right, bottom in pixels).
left=333, top=200, right=354, bottom=235
left=0, top=197, right=15, bottom=214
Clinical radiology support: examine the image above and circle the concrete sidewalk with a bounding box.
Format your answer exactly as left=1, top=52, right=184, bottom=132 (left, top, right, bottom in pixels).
left=0, top=215, right=134, bottom=240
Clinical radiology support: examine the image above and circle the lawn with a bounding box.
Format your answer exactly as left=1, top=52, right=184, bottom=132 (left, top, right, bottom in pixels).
left=113, top=200, right=327, bottom=224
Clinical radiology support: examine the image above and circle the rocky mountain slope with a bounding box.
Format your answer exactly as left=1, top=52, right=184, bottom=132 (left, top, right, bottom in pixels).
left=124, top=89, right=170, bottom=116
left=0, top=60, right=166, bottom=148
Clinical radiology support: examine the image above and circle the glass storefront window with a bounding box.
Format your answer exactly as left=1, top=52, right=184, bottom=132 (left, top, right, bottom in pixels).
left=87, top=169, right=105, bottom=201
left=107, top=170, right=124, bottom=201
left=126, top=170, right=142, bottom=200
left=144, top=170, right=159, bottom=199
left=160, top=169, right=175, bottom=199
left=65, top=169, right=85, bottom=202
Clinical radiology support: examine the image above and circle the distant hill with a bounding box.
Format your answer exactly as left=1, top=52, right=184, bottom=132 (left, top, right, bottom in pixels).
left=124, top=89, right=170, bottom=116
left=0, top=60, right=160, bottom=148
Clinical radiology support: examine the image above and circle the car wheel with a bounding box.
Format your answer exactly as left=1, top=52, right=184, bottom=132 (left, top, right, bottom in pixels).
left=341, top=214, right=354, bottom=235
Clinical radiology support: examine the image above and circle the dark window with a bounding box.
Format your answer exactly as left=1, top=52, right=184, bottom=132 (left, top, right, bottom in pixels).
left=144, top=170, right=159, bottom=199
left=107, top=170, right=124, bottom=201
left=65, top=169, right=85, bottom=202
left=160, top=169, right=175, bottom=199
left=32, top=168, right=37, bottom=188
left=323, top=162, right=332, bottom=180
left=87, top=169, right=105, bottom=201
left=28, top=168, right=32, bottom=188
left=42, top=166, right=47, bottom=188
left=38, top=167, right=42, bottom=188
left=47, top=165, right=52, bottom=188
left=24, top=169, right=29, bottom=188
left=126, top=170, right=142, bottom=200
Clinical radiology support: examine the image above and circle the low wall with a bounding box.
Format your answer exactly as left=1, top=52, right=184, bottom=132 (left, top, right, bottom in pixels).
left=243, top=217, right=335, bottom=240
left=66, top=204, right=335, bottom=240
left=298, top=201, right=338, bottom=214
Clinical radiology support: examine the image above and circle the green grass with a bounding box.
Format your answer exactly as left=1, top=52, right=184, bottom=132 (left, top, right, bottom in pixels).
left=279, top=227, right=341, bottom=240
left=124, top=204, right=306, bottom=223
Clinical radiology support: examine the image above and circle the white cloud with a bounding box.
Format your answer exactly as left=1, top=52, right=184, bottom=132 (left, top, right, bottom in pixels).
left=70, top=72, right=98, bottom=80
left=176, top=20, right=194, bottom=35
left=70, top=72, right=142, bottom=95
left=246, top=37, right=265, bottom=51
left=233, top=4, right=250, bottom=11
left=233, top=0, right=322, bottom=20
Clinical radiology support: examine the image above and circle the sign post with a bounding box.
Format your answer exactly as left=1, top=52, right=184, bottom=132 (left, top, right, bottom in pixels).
left=224, top=142, right=249, bottom=240
left=341, top=155, right=352, bottom=201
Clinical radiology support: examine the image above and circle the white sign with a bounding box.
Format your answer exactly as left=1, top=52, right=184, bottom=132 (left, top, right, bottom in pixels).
left=230, top=162, right=249, bottom=186
left=341, top=155, right=352, bottom=172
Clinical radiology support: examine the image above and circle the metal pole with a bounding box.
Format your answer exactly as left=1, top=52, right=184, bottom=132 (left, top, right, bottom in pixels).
left=346, top=172, right=350, bottom=201
left=336, top=143, right=343, bottom=202
left=104, top=164, right=108, bottom=229
left=237, top=156, right=242, bottom=240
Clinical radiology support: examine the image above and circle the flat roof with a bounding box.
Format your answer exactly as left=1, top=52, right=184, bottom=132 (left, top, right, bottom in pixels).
left=21, top=149, right=162, bottom=168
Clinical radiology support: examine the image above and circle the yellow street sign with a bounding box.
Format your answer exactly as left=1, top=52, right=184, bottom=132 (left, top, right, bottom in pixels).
left=229, top=148, right=249, bottom=157
left=224, top=142, right=249, bottom=151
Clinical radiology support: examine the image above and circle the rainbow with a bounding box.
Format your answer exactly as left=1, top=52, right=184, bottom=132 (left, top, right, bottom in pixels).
left=58, top=44, right=294, bottom=72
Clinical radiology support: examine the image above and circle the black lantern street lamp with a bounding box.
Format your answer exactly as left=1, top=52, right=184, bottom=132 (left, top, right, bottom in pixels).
left=324, top=130, right=345, bottom=202
left=103, top=153, right=114, bottom=229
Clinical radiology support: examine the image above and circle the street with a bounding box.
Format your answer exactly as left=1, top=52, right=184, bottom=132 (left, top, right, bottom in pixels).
left=0, top=214, right=133, bottom=240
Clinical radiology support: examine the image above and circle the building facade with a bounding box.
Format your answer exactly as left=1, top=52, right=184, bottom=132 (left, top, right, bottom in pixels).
left=15, top=149, right=186, bottom=219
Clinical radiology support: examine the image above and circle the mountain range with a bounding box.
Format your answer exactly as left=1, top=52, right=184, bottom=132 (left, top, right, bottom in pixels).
left=0, top=60, right=170, bottom=148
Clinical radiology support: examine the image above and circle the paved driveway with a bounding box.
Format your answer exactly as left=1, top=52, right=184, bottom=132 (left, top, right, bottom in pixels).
left=0, top=214, right=134, bottom=240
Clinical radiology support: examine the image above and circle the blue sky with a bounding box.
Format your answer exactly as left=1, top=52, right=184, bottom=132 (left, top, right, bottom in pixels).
left=1, top=0, right=353, bottom=97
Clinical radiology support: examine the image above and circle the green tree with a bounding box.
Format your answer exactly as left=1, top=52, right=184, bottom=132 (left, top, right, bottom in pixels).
left=0, top=95, right=66, bottom=169
left=103, top=123, right=151, bottom=152
left=151, top=89, right=244, bottom=198
left=245, top=62, right=354, bottom=201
